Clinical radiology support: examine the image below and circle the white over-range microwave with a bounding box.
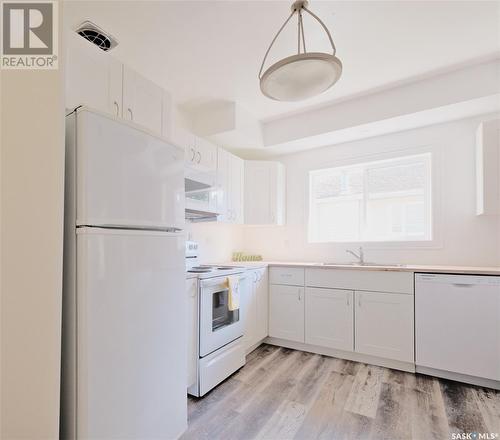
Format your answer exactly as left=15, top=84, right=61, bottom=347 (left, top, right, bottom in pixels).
left=185, top=167, right=218, bottom=221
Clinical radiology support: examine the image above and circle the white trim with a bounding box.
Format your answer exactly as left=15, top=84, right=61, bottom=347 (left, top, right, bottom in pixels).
left=264, top=337, right=416, bottom=373
left=416, top=366, right=500, bottom=391
left=306, top=145, right=443, bottom=250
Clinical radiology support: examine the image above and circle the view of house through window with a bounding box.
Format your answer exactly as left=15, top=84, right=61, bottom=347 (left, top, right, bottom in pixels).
left=308, top=153, right=432, bottom=243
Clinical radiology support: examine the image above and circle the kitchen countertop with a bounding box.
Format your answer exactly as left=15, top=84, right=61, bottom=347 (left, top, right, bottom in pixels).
left=214, top=261, right=500, bottom=275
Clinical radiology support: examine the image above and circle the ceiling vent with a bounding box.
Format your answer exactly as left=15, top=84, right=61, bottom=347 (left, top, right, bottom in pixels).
left=75, top=21, right=118, bottom=52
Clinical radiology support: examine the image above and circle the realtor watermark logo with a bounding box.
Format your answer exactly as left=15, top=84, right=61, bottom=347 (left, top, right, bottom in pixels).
left=1, top=0, right=58, bottom=69
left=451, top=433, right=499, bottom=440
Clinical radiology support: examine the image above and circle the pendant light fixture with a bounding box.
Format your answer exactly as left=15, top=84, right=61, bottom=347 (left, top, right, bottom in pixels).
left=259, top=0, right=342, bottom=101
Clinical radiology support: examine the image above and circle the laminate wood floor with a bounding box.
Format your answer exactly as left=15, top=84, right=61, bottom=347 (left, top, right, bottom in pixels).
left=182, top=344, right=500, bottom=440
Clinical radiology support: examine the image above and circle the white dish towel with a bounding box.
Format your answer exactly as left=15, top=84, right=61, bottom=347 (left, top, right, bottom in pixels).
left=226, top=276, right=240, bottom=311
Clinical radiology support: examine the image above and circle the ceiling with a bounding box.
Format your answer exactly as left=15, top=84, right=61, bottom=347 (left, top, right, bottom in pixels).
left=64, top=1, right=500, bottom=123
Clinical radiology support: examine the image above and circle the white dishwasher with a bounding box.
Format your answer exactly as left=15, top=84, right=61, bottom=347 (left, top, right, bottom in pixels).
left=415, top=273, right=500, bottom=383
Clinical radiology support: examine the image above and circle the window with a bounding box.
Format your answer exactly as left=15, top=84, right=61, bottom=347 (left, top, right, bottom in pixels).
left=308, top=153, right=432, bottom=243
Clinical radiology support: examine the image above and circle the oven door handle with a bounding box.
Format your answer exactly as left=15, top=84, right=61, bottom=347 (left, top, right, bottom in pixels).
left=200, top=275, right=247, bottom=289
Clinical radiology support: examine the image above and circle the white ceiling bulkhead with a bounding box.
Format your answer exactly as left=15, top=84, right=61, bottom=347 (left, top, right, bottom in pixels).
left=64, top=1, right=500, bottom=154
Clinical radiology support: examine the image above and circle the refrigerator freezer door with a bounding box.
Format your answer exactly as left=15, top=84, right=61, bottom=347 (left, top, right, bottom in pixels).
left=74, top=108, right=184, bottom=229
left=76, top=227, right=186, bottom=439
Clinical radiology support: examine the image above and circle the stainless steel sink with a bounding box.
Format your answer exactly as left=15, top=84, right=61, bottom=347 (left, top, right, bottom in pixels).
left=321, top=262, right=407, bottom=268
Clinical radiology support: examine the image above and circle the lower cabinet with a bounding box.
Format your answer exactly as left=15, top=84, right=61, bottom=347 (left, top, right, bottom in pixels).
left=305, top=288, right=354, bottom=352
left=267, top=267, right=415, bottom=366
left=242, top=268, right=269, bottom=351
left=255, top=268, right=269, bottom=342
left=269, top=284, right=304, bottom=343
left=355, top=291, right=414, bottom=363
left=186, top=278, right=198, bottom=388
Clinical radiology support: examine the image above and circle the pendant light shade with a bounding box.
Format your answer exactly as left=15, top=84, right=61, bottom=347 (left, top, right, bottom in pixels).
left=259, top=0, right=342, bottom=101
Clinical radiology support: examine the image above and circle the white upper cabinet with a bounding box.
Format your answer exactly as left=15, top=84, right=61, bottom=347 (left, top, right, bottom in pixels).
left=122, top=66, right=163, bottom=135
left=161, top=90, right=173, bottom=140
left=355, top=291, right=414, bottom=363
left=195, top=137, right=217, bottom=173
left=476, top=119, right=500, bottom=215
left=65, top=33, right=123, bottom=116
left=66, top=33, right=171, bottom=138
left=230, top=155, right=244, bottom=224
left=174, top=127, right=217, bottom=174
left=216, top=148, right=230, bottom=222
left=216, top=148, right=244, bottom=224
left=244, top=161, right=285, bottom=225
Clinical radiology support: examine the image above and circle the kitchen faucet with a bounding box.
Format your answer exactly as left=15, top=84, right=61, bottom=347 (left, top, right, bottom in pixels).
left=346, top=246, right=364, bottom=264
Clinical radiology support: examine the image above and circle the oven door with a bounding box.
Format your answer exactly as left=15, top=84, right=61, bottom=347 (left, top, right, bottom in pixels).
left=199, top=275, right=245, bottom=357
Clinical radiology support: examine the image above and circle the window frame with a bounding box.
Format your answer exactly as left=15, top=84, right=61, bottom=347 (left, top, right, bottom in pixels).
left=307, top=149, right=439, bottom=247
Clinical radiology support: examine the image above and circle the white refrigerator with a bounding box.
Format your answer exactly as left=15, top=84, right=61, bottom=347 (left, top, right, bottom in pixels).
left=61, top=108, right=187, bottom=439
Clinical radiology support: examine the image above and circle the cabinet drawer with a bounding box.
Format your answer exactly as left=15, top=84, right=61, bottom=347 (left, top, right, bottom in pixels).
left=305, top=268, right=413, bottom=294
left=270, top=267, right=305, bottom=286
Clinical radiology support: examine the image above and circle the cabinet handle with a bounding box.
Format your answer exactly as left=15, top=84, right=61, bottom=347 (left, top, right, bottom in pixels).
left=196, top=151, right=201, bottom=164
left=190, top=148, right=195, bottom=162
left=127, top=108, right=133, bottom=121
left=358, top=294, right=362, bottom=307
left=113, top=101, right=120, bottom=116
left=346, top=293, right=350, bottom=306
left=298, top=288, right=302, bottom=301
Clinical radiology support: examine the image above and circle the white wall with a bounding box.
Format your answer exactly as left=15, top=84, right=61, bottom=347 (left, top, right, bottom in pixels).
left=0, top=10, right=65, bottom=439
left=241, top=114, right=500, bottom=267
left=187, top=222, right=244, bottom=264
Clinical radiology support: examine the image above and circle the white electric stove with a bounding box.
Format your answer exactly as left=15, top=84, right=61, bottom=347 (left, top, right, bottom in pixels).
left=185, top=241, right=247, bottom=396
left=186, top=241, right=245, bottom=278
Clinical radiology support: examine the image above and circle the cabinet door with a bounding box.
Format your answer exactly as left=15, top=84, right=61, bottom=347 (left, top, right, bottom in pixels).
left=195, top=137, right=217, bottom=172
left=122, top=66, right=163, bottom=135
left=255, top=269, right=269, bottom=341
left=170, top=127, right=196, bottom=164
left=245, top=162, right=272, bottom=224
left=355, top=291, right=414, bottom=363
left=305, top=288, right=354, bottom=351
left=269, top=284, right=304, bottom=343
left=230, top=155, right=244, bottom=224
left=186, top=278, right=198, bottom=388
left=244, top=161, right=285, bottom=225
left=242, top=271, right=258, bottom=350
left=161, top=90, right=172, bottom=140
left=65, top=33, right=122, bottom=116
left=216, top=148, right=230, bottom=222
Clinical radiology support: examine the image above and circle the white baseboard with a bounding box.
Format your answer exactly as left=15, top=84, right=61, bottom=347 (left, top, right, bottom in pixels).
left=416, top=366, right=500, bottom=390
left=245, top=338, right=267, bottom=356
left=264, top=337, right=416, bottom=373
